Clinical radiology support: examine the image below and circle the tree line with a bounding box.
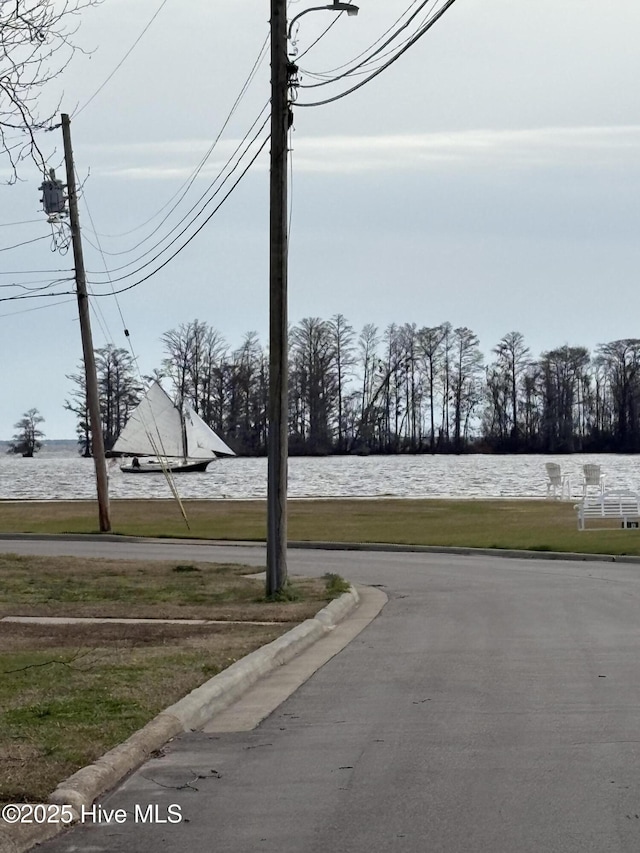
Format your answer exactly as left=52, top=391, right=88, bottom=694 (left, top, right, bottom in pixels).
left=63, top=317, right=640, bottom=457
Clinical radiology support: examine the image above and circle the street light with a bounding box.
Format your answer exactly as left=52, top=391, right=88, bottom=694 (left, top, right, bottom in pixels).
left=288, top=2, right=359, bottom=40
left=267, top=0, right=358, bottom=597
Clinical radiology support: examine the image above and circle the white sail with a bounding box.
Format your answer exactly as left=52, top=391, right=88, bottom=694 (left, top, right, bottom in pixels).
left=112, top=382, right=236, bottom=463
left=184, top=406, right=236, bottom=459
left=112, top=382, right=185, bottom=458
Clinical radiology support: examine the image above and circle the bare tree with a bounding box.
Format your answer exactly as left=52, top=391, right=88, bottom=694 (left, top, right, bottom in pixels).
left=289, top=317, right=337, bottom=454
left=417, top=324, right=448, bottom=452
left=595, top=339, right=640, bottom=451
left=539, top=345, right=591, bottom=452
left=65, top=346, right=140, bottom=453
left=450, top=327, right=483, bottom=451
left=95, top=345, right=141, bottom=450
left=226, top=331, right=267, bottom=454
left=1, top=0, right=100, bottom=180
left=487, top=331, right=531, bottom=448
left=64, top=367, right=91, bottom=455
left=328, top=313, right=355, bottom=452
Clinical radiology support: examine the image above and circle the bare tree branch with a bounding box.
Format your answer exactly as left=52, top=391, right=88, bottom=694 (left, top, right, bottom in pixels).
left=0, top=0, right=101, bottom=182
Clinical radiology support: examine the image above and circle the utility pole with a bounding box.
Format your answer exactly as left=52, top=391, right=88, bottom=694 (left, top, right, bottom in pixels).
left=61, top=113, right=111, bottom=533
left=267, top=0, right=290, bottom=596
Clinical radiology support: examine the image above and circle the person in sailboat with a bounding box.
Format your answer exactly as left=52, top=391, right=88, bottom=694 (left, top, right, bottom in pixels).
left=113, top=381, right=236, bottom=473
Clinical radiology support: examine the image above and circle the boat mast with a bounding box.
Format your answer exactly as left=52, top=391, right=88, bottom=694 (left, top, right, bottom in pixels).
left=179, top=397, right=188, bottom=462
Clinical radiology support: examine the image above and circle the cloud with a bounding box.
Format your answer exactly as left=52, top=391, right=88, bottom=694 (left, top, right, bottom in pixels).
left=85, top=125, right=640, bottom=180
left=292, top=125, right=640, bottom=173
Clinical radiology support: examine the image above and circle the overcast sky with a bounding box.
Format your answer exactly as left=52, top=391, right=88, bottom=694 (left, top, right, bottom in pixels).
left=2, top=0, right=640, bottom=438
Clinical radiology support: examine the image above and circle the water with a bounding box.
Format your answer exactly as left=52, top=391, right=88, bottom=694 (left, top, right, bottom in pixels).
left=1, top=453, right=639, bottom=501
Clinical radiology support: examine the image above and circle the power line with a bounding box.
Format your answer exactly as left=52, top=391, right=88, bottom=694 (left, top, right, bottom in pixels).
left=83, top=104, right=270, bottom=264
left=298, top=0, right=431, bottom=83
left=0, top=219, right=44, bottom=228
left=0, top=234, right=49, bottom=252
left=0, top=276, right=74, bottom=293
left=84, top=31, right=270, bottom=244
left=0, top=289, right=75, bottom=304
left=77, top=178, right=118, bottom=346
left=291, top=13, right=343, bottom=61
left=0, top=268, right=74, bottom=275
left=0, top=298, right=76, bottom=319
left=85, top=116, right=270, bottom=282
left=297, top=0, right=459, bottom=108
left=4, top=124, right=267, bottom=306
left=80, top=175, right=137, bottom=353
left=87, top=134, right=270, bottom=297
left=74, top=0, right=171, bottom=119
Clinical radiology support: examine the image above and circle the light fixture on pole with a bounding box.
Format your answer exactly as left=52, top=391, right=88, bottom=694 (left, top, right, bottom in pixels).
left=267, top=0, right=358, bottom=597
left=288, top=2, right=359, bottom=39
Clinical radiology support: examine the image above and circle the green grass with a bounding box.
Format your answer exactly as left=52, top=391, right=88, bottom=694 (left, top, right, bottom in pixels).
left=1, top=498, right=639, bottom=556
left=324, top=572, right=352, bottom=597
left=0, top=553, right=345, bottom=803
left=0, top=555, right=261, bottom=612
left=0, top=632, right=285, bottom=803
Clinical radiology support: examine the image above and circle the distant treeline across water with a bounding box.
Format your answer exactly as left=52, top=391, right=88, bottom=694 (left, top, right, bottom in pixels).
left=51, top=319, right=640, bottom=457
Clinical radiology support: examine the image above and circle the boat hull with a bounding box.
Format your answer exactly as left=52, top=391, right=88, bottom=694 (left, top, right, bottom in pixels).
left=120, top=459, right=212, bottom=474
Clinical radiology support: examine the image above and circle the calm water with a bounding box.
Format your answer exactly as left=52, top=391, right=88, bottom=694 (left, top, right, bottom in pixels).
left=1, top=453, right=639, bottom=501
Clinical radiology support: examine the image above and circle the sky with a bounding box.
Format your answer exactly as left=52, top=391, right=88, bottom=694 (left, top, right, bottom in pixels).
left=1, top=0, right=640, bottom=438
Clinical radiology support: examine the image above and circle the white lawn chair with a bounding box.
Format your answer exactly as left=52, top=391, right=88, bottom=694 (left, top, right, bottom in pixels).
left=545, top=462, right=571, bottom=500
left=581, top=463, right=605, bottom=499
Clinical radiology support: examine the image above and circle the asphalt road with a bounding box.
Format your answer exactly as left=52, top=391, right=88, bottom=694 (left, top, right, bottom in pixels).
left=6, top=538, right=640, bottom=852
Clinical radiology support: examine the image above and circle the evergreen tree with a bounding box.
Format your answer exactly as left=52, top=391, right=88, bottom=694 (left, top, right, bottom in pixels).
left=8, top=409, right=45, bottom=457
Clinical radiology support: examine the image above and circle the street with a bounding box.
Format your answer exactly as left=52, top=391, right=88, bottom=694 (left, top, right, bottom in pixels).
left=5, top=539, right=640, bottom=852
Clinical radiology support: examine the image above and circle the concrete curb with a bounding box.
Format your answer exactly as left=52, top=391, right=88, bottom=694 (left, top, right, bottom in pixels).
left=4, top=531, right=638, bottom=565
left=287, top=540, right=640, bottom=564
left=0, top=587, right=360, bottom=853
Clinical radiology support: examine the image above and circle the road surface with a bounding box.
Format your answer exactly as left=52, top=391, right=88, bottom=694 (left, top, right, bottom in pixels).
left=4, top=538, right=640, bottom=852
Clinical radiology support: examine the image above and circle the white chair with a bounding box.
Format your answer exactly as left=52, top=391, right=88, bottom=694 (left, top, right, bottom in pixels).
left=582, top=463, right=605, bottom=499
left=545, top=462, right=571, bottom=500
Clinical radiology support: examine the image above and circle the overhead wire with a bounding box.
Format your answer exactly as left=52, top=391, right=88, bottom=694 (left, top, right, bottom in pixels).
left=73, top=0, right=171, bottom=119
left=0, top=289, right=75, bottom=303
left=0, top=219, right=44, bottom=227
left=83, top=31, right=270, bottom=245
left=290, top=13, right=343, bottom=62
left=9, top=17, right=273, bottom=314
left=0, top=268, right=74, bottom=275
left=79, top=174, right=138, bottom=361
left=83, top=103, right=270, bottom=265
left=85, top=115, right=270, bottom=283
left=0, top=298, right=76, bottom=319
left=298, top=0, right=440, bottom=87
left=77, top=183, right=116, bottom=345
left=0, top=234, right=50, bottom=252
left=0, top=276, right=74, bottom=293
left=297, top=0, right=429, bottom=82
left=87, top=133, right=270, bottom=296
left=296, top=0, right=459, bottom=108
left=299, top=7, right=444, bottom=82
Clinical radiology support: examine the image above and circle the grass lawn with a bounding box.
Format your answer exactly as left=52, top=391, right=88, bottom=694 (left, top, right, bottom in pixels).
left=0, top=553, right=343, bottom=804
left=1, top=498, right=639, bottom=556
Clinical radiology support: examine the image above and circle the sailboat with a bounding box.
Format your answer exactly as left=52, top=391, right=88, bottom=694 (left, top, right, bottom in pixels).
left=111, top=381, right=235, bottom=473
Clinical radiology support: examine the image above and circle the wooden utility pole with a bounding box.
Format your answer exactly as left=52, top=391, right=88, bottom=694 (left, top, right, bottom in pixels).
left=61, top=113, right=111, bottom=532
left=266, top=0, right=290, bottom=596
